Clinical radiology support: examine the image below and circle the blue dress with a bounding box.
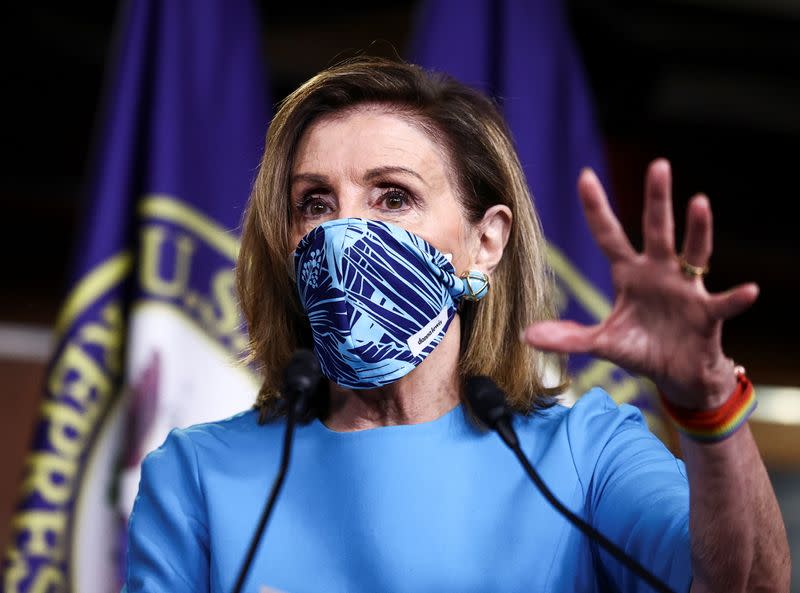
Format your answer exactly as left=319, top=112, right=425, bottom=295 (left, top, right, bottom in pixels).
left=125, top=388, right=692, bottom=592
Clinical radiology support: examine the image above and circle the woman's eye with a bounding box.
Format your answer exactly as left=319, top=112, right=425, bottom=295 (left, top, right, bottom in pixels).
left=381, top=189, right=410, bottom=210
left=308, top=201, right=328, bottom=215
left=298, top=196, right=331, bottom=218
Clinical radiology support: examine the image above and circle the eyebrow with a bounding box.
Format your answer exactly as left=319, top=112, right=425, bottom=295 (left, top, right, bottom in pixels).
left=290, top=166, right=427, bottom=187
left=290, top=172, right=328, bottom=186
left=363, top=166, right=427, bottom=186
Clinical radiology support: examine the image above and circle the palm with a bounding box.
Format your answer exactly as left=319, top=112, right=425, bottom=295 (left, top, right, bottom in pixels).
left=523, top=160, right=758, bottom=408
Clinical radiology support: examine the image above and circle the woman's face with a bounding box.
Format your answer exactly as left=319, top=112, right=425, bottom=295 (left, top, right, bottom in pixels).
left=289, top=107, right=476, bottom=273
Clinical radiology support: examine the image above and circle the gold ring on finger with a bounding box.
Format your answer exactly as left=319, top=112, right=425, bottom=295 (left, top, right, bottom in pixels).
left=677, top=255, right=709, bottom=279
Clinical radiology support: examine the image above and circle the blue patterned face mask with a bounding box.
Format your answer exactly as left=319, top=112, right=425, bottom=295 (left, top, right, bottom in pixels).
left=294, top=218, right=489, bottom=389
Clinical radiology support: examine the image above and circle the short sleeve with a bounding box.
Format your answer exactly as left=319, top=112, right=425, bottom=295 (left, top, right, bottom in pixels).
left=125, top=428, right=210, bottom=592
left=568, top=389, right=692, bottom=593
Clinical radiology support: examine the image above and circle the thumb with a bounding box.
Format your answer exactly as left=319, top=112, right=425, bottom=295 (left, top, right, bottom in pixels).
left=521, top=320, right=597, bottom=354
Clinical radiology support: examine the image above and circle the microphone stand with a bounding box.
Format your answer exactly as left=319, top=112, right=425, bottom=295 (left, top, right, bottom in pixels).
left=231, top=349, right=319, bottom=593
left=506, top=436, right=675, bottom=593
left=466, top=376, right=675, bottom=593
left=231, top=401, right=298, bottom=593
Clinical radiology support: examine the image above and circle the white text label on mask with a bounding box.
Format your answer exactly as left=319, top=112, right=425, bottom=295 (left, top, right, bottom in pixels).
left=407, top=307, right=449, bottom=358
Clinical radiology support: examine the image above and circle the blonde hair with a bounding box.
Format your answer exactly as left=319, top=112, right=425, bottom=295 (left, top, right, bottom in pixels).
left=237, top=56, right=565, bottom=418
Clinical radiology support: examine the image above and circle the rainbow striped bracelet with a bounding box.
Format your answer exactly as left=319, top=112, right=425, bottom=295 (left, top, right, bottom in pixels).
left=659, top=367, right=757, bottom=443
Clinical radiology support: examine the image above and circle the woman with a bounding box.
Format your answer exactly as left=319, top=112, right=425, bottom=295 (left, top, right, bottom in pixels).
left=125, top=57, right=789, bottom=592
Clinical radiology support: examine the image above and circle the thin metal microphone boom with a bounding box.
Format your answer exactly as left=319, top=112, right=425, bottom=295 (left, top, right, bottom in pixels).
left=231, top=349, right=320, bottom=593
left=465, top=376, right=676, bottom=593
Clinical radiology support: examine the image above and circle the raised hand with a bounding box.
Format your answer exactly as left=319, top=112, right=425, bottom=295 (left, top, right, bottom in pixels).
left=521, top=159, right=759, bottom=409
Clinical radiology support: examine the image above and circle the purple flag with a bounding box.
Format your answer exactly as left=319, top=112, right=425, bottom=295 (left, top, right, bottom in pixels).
left=411, top=0, right=656, bottom=409
left=4, top=1, right=268, bottom=591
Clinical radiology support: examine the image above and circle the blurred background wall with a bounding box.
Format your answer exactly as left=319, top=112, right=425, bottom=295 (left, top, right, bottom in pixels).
left=2, top=0, right=798, bottom=587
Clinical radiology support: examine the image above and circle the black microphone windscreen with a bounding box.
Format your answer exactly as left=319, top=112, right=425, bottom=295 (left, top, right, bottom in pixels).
left=283, top=348, right=321, bottom=396
left=465, top=375, right=509, bottom=428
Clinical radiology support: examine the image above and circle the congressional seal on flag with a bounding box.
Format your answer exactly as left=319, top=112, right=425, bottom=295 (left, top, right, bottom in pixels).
left=3, top=0, right=269, bottom=591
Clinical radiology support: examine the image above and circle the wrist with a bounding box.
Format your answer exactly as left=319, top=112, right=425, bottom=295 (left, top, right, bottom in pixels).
left=658, top=366, right=757, bottom=443
left=700, top=358, right=741, bottom=409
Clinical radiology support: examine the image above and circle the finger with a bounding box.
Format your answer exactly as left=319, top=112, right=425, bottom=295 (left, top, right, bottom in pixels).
left=681, top=194, right=713, bottom=268
left=707, top=283, right=759, bottom=320
left=521, top=320, right=598, bottom=354
left=643, top=158, right=675, bottom=259
left=578, top=168, right=636, bottom=263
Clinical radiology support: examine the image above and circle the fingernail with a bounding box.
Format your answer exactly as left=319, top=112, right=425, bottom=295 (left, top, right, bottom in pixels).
left=519, top=329, right=528, bottom=343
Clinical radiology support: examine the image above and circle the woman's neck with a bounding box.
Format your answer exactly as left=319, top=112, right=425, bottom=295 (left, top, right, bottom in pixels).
left=323, top=316, right=462, bottom=432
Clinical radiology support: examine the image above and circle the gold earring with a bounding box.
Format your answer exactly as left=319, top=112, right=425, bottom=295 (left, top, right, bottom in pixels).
left=459, top=270, right=490, bottom=301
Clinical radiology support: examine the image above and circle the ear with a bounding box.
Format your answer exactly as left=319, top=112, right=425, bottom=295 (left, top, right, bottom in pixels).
left=471, top=205, right=512, bottom=274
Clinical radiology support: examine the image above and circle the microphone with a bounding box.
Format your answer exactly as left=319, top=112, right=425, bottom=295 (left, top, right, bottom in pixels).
left=465, top=376, right=676, bottom=593
left=282, top=348, right=322, bottom=417
left=231, top=349, right=321, bottom=593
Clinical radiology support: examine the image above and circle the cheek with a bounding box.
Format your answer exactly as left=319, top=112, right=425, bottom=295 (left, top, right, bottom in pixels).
left=417, top=218, right=475, bottom=274
left=289, top=218, right=315, bottom=252
left=289, top=228, right=304, bottom=251
left=446, top=247, right=473, bottom=275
